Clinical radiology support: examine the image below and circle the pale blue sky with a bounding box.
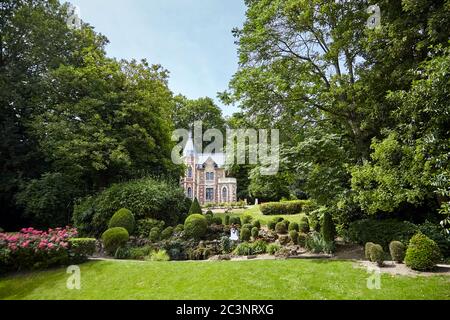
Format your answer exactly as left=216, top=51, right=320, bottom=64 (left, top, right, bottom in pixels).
left=69, top=0, right=246, bottom=116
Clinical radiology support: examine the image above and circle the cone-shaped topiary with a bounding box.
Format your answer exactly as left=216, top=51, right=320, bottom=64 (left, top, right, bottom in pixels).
left=189, top=198, right=202, bottom=215
left=389, top=241, right=406, bottom=263
left=184, top=214, right=208, bottom=239
left=102, top=227, right=129, bottom=256
left=405, top=233, right=442, bottom=271
left=109, top=208, right=135, bottom=234
left=321, top=211, right=336, bottom=243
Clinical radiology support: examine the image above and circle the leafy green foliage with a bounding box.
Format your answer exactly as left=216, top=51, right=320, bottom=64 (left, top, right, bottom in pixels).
left=161, top=227, right=174, bottom=240
left=184, top=214, right=207, bottom=240
left=136, top=219, right=165, bottom=239
left=321, top=211, right=336, bottom=243
left=405, top=233, right=442, bottom=271
left=149, top=227, right=161, bottom=243
left=240, top=228, right=251, bottom=241
left=73, top=177, right=188, bottom=236
left=369, top=244, right=385, bottom=267
left=289, top=230, right=299, bottom=245
left=189, top=198, right=202, bottom=215
left=148, top=250, right=170, bottom=262
left=348, top=219, right=418, bottom=249
left=101, top=227, right=129, bottom=256
left=108, top=209, right=135, bottom=235
left=389, top=241, right=406, bottom=263
left=251, top=227, right=259, bottom=239
left=275, top=222, right=287, bottom=234
left=260, top=200, right=310, bottom=215
left=288, top=222, right=299, bottom=232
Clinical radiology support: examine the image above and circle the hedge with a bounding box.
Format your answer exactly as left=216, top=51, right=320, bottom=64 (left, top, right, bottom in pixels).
left=348, top=219, right=418, bottom=249
left=260, top=200, right=311, bottom=215
left=68, top=238, right=96, bottom=263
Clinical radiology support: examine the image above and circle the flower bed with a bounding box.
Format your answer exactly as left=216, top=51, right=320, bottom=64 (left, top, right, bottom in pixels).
left=0, top=227, right=94, bottom=272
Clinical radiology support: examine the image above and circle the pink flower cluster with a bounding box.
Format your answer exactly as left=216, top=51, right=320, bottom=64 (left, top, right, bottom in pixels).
left=0, top=227, right=78, bottom=253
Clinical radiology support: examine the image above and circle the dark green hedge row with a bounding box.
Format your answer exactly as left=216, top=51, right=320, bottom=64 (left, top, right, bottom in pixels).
left=260, top=200, right=311, bottom=215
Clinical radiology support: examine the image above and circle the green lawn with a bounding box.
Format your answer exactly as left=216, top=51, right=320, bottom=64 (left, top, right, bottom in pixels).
left=214, top=205, right=307, bottom=226
left=1, top=259, right=449, bottom=300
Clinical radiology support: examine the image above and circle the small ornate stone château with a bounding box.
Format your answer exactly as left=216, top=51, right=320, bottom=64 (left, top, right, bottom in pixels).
left=181, top=134, right=237, bottom=205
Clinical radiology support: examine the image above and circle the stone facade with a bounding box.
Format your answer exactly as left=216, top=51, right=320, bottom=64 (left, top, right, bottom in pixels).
left=181, top=135, right=237, bottom=205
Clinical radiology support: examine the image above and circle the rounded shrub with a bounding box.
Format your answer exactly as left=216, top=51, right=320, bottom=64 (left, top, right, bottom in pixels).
left=240, top=228, right=251, bottom=241
left=206, top=210, right=213, bottom=216
left=230, top=216, right=241, bottom=226
left=405, top=233, right=442, bottom=271
left=224, top=215, right=230, bottom=225
left=243, top=223, right=253, bottom=230
left=389, top=241, right=406, bottom=263
left=268, top=221, right=276, bottom=231
left=102, top=227, right=129, bottom=256
left=369, top=244, right=384, bottom=266
left=290, top=230, right=299, bottom=244
left=108, top=208, right=135, bottom=234
left=278, top=235, right=290, bottom=245
left=251, top=240, right=267, bottom=254
left=253, top=220, right=261, bottom=230
left=149, top=227, right=160, bottom=242
left=212, top=217, right=222, bottom=225
left=288, top=222, right=299, bottom=232
left=284, top=220, right=291, bottom=230
left=299, top=217, right=310, bottom=233
left=251, top=227, right=259, bottom=239
left=275, top=222, right=287, bottom=234
left=184, top=214, right=208, bottom=240
left=365, top=242, right=375, bottom=260
left=161, top=227, right=174, bottom=240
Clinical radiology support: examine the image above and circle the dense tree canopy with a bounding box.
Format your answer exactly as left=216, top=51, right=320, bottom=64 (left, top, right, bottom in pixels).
left=222, top=0, right=449, bottom=230
left=0, top=0, right=181, bottom=228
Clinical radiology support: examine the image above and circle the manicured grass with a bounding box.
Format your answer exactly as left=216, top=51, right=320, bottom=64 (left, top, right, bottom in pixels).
left=214, top=205, right=307, bottom=226
left=1, top=259, right=449, bottom=300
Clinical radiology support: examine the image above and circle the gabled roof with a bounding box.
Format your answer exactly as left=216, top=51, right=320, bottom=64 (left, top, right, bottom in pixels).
left=182, top=134, right=226, bottom=167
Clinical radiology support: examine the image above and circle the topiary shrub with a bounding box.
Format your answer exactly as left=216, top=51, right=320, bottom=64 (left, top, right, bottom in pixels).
left=108, top=208, right=135, bottom=234
left=288, top=222, right=299, bottom=232
left=160, top=227, right=174, bottom=240
left=212, top=217, right=222, bottom=225
left=275, top=222, right=287, bottom=234
left=267, top=243, right=281, bottom=255
left=102, top=227, right=129, bottom=256
left=253, top=220, right=261, bottom=230
left=299, top=220, right=310, bottom=233
left=389, top=241, right=406, bottom=263
left=284, top=220, right=291, bottom=230
left=149, top=227, right=160, bottom=242
left=365, top=242, right=376, bottom=260
left=240, top=227, right=251, bottom=241
left=321, top=211, right=336, bottom=243
left=189, top=198, right=203, bottom=215
left=268, top=221, right=276, bottom=231
left=184, top=214, right=208, bottom=240
left=298, top=233, right=307, bottom=247
left=206, top=210, right=213, bottom=216
left=289, top=230, right=299, bottom=245
left=405, top=233, right=442, bottom=271
left=229, top=216, right=241, bottom=226
left=224, top=215, right=230, bottom=225
left=369, top=244, right=385, bottom=266
left=251, top=227, right=259, bottom=239
left=278, top=235, right=290, bottom=245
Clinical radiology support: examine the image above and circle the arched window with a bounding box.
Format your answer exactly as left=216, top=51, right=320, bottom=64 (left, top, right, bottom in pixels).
left=222, top=187, right=228, bottom=203
left=187, top=167, right=192, bottom=178
left=206, top=172, right=214, bottom=181
left=187, top=187, right=192, bottom=199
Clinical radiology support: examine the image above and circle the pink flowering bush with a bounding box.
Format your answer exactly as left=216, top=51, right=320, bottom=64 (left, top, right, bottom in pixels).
left=0, top=227, right=78, bottom=271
